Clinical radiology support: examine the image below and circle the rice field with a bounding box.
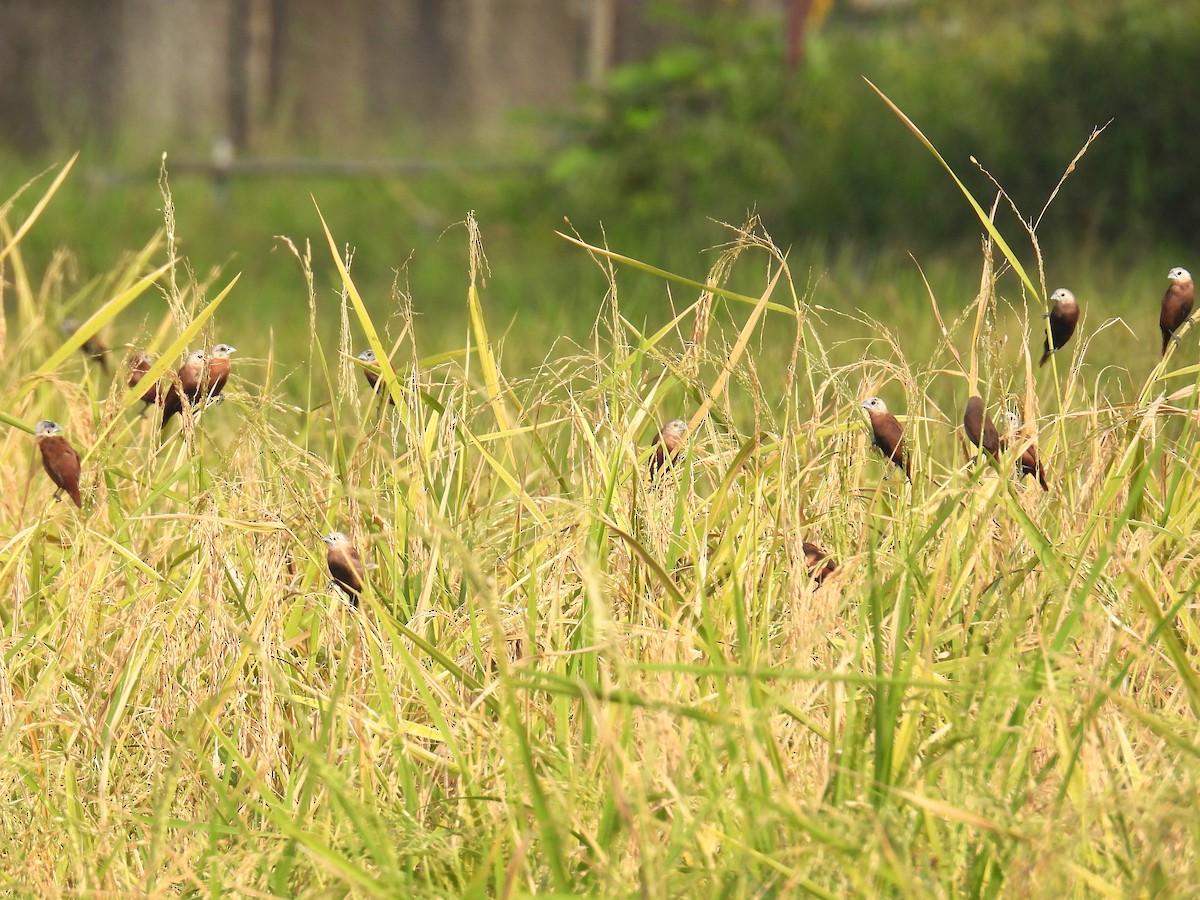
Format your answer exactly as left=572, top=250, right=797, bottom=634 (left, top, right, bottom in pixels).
left=2, top=143, right=1200, bottom=896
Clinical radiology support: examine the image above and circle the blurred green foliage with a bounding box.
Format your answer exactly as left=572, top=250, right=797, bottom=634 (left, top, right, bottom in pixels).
left=548, top=15, right=796, bottom=226
left=4, top=0, right=1197, bottom=391
left=999, top=1, right=1200, bottom=248
left=545, top=0, right=1200, bottom=254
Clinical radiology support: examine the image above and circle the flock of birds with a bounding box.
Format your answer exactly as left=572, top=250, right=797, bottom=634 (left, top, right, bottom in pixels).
left=650, top=267, right=1194, bottom=583
left=28, top=267, right=1196, bottom=597
left=28, top=337, right=378, bottom=604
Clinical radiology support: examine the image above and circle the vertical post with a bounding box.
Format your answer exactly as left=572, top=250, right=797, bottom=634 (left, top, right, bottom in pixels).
left=245, top=0, right=273, bottom=131
left=229, top=0, right=274, bottom=150
left=228, top=0, right=250, bottom=149
left=587, top=0, right=615, bottom=87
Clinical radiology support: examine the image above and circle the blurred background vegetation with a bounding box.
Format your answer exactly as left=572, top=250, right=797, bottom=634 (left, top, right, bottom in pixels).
left=1, top=0, right=1196, bottom=377
left=548, top=0, right=1198, bottom=249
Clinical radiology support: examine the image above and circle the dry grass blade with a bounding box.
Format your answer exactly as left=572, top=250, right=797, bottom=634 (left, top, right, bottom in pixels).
left=688, top=262, right=783, bottom=435
left=0, top=153, right=78, bottom=268
left=465, top=211, right=516, bottom=439
left=866, top=80, right=1042, bottom=304
left=315, top=201, right=407, bottom=414
left=558, top=230, right=798, bottom=317
left=36, top=259, right=174, bottom=381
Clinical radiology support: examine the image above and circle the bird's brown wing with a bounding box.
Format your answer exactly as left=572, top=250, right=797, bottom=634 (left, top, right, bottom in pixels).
left=1019, top=445, right=1050, bottom=492
left=964, top=397, right=983, bottom=447
left=802, top=542, right=837, bottom=584
left=204, top=359, right=231, bottom=400
left=964, top=397, right=1002, bottom=459
left=871, top=411, right=909, bottom=480
left=982, top=414, right=1003, bottom=458
left=362, top=368, right=396, bottom=405
left=327, top=545, right=365, bottom=608
left=1049, top=305, right=1078, bottom=352
left=163, top=358, right=209, bottom=427
left=1041, top=305, right=1079, bottom=366
left=1161, top=284, right=1196, bottom=354
left=178, top=358, right=204, bottom=403
left=40, top=436, right=83, bottom=508
left=129, top=360, right=160, bottom=405
left=161, top=383, right=185, bottom=427
left=348, top=545, right=366, bottom=580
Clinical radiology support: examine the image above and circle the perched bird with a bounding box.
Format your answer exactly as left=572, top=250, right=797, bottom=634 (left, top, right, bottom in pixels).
left=201, top=343, right=236, bottom=402
left=860, top=397, right=910, bottom=480
left=161, top=344, right=236, bottom=428
left=1005, top=411, right=1050, bottom=492
left=1160, top=267, right=1194, bottom=355
left=160, top=351, right=203, bottom=427
left=802, top=541, right=838, bottom=585
left=963, top=395, right=1003, bottom=461
left=63, top=317, right=109, bottom=374
left=357, top=349, right=394, bottom=405
left=126, top=350, right=160, bottom=408
left=34, top=420, right=82, bottom=508
left=323, top=531, right=365, bottom=608
left=1039, top=288, right=1080, bottom=367
left=650, top=418, right=688, bottom=478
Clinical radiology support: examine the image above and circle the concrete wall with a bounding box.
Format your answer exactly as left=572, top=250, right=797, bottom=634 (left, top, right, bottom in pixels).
left=0, top=0, right=735, bottom=154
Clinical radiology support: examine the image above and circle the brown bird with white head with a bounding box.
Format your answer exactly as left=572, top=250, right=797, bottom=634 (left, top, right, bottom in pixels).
left=161, top=344, right=236, bottom=428
left=650, top=418, right=688, bottom=479
left=963, top=395, right=1004, bottom=461
left=357, top=349, right=395, bottom=405
left=1004, top=411, right=1049, bottom=492
left=63, top=317, right=109, bottom=375
left=200, top=343, right=236, bottom=400
left=1160, top=267, right=1194, bottom=355
left=126, top=350, right=160, bottom=409
left=323, top=531, right=365, bottom=608
left=1039, top=288, right=1080, bottom=367
left=860, top=397, right=910, bottom=480
left=34, top=420, right=83, bottom=508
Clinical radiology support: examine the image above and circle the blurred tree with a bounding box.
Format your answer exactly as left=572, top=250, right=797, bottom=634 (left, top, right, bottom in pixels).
left=543, top=0, right=1200, bottom=248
